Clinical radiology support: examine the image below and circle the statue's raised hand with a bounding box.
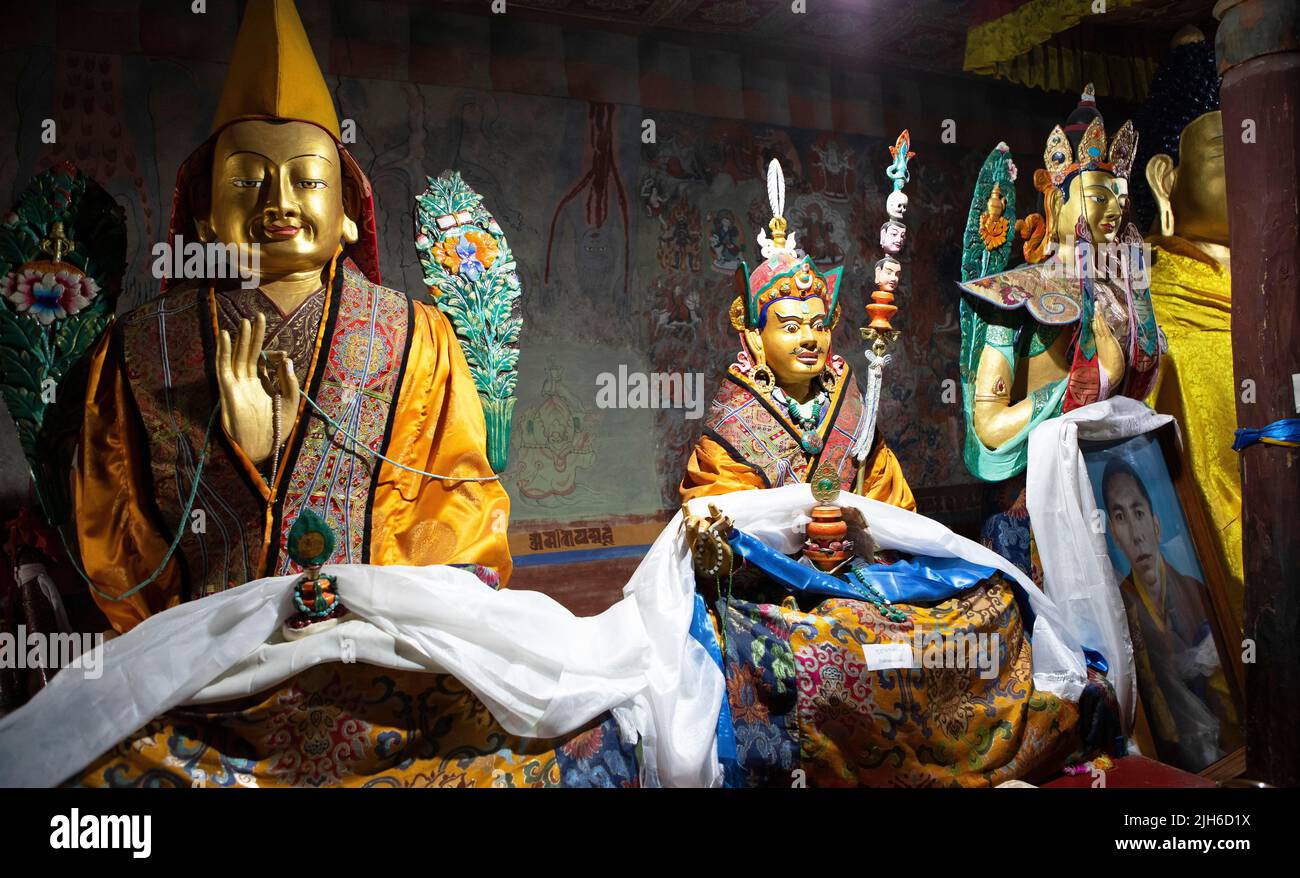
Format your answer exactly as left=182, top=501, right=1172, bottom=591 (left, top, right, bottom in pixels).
left=1092, top=311, right=1126, bottom=389
left=216, top=313, right=298, bottom=466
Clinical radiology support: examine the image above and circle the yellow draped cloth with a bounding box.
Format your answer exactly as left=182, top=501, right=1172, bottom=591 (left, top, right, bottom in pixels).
left=962, top=0, right=1156, bottom=99
left=681, top=434, right=915, bottom=510
left=75, top=264, right=512, bottom=633
left=1145, top=237, right=1242, bottom=628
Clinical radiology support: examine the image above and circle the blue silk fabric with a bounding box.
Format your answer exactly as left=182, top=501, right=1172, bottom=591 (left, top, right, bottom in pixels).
left=725, top=528, right=1108, bottom=673
left=727, top=528, right=998, bottom=604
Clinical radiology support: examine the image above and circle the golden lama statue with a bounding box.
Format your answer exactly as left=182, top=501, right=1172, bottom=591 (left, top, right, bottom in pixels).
left=76, top=0, right=510, bottom=631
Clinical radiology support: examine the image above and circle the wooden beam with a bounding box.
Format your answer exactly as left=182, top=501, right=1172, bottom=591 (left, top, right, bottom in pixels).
left=1214, top=0, right=1300, bottom=787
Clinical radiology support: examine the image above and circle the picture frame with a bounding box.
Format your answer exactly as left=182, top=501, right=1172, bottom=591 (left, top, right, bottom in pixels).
left=1080, top=422, right=1245, bottom=775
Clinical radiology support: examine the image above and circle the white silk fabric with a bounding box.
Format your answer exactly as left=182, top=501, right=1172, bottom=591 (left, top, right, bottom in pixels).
left=0, top=482, right=1094, bottom=788
left=1026, top=395, right=1177, bottom=730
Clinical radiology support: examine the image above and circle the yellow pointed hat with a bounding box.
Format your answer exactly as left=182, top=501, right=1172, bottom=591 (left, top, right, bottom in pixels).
left=210, top=0, right=340, bottom=140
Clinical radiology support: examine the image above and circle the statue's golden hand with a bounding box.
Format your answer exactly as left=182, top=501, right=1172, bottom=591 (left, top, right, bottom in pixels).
left=216, top=313, right=298, bottom=466
left=1092, top=311, right=1126, bottom=389
left=682, top=502, right=735, bottom=577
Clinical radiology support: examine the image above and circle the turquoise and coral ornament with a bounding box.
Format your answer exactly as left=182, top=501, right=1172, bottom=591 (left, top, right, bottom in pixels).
left=283, top=509, right=347, bottom=640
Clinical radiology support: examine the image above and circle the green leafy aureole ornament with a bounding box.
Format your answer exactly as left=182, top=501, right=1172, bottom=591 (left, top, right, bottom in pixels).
left=414, top=171, right=523, bottom=473
left=0, top=162, right=125, bottom=534
left=283, top=509, right=347, bottom=639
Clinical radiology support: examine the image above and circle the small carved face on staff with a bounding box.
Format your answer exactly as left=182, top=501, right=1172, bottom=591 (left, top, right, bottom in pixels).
left=874, top=256, right=901, bottom=293
left=880, top=220, right=907, bottom=254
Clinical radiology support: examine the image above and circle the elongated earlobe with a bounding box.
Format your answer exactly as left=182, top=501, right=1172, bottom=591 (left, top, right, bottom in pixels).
left=1145, top=154, right=1178, bottom=237
left=342, top=215, right=358, bottom=245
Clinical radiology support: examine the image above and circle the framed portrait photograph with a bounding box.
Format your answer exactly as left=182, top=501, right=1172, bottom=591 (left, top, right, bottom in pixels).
left=1080, top=424, right=1245, bottom=774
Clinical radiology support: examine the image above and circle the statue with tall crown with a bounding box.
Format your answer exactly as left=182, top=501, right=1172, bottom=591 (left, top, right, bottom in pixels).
left=680, top=158, right=915, bottom=570
left=0, top=0, right=642, bottom=788
left=958, top=86, right=1161, bottom=481
left=955, top=86, right=1163, bottom=579
left=1136, top=27, right=1242, bottom=629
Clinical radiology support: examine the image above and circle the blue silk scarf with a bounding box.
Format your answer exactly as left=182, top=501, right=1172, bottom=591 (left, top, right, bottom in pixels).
left=724, top=528, right=1108, bottom=672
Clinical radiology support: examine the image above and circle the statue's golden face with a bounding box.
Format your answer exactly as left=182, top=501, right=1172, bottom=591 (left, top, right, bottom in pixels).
left=751, top=297, right=830, bottom=386
left=205, top=120, right=353, bottom=276
left=1171, top=111, right=1228, bottom=245
left=1061, top=169, right=1126, bottom=245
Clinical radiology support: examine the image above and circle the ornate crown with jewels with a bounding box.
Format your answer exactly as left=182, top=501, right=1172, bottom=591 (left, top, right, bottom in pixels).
left=730, top=159, right=843, bottom=332
left=1043, top=84, right=1139, bottom=190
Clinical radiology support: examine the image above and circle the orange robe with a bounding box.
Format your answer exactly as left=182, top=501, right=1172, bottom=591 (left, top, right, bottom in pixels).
left=75, top=257, right=510, bottom=632
left=679, top=364, right=915, bottom=510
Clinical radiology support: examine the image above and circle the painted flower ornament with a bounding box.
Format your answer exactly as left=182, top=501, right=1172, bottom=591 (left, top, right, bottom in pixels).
left=0, top=166, right=125, bottom=536
left=433, top=229, right=499, bottom=280
left=2, top=222, right=99, bottom=324
left=3, top=268, right=98, bottom=325
left=415, top=170, right=524, bottom=473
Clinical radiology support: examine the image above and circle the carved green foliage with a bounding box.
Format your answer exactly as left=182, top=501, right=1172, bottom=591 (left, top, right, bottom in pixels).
left=960, top=146, right=1018, bottom=284
left=0, top=164, right=125, bottom=527
left=414, top=171, right=523, bottom=471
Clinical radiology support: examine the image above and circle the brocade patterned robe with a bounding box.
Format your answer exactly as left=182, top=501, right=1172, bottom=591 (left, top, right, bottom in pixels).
left=679, top=363, right=915, bottom=510
left=75, top=256, right=511, bottom=632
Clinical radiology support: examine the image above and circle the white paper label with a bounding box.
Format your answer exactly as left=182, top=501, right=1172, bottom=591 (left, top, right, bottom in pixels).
left=862, top=642, right=917, bottom=670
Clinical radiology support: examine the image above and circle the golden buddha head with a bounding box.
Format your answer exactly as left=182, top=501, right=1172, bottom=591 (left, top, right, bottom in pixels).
left=199, top=119, right=359, bottom=277
left=1138, top=30, right=1227, bottom=247
left=1151, top=110, right=1226, bottom=244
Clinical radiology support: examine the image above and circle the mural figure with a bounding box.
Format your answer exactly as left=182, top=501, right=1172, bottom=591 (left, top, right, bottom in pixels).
left=707, top=209, right=744, bottom=272
left=515, top=362, right=597, bottom=505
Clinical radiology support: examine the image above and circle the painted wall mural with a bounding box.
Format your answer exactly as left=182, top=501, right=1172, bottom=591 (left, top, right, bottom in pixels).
left=0, top=3, right=1077, bottom=584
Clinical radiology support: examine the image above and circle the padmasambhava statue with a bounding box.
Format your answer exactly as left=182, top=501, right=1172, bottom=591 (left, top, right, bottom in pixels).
left=680, top=161, right=914, bottom=565
left=670, top=162, right=1119, bottom=788
left=957, top=86, right=1162, bottom=483
left=76, top=0, right=510, bottom=631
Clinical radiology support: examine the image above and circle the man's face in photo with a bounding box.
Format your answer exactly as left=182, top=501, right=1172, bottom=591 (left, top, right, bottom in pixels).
left=1106, top=471, right=1162, bottom=585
